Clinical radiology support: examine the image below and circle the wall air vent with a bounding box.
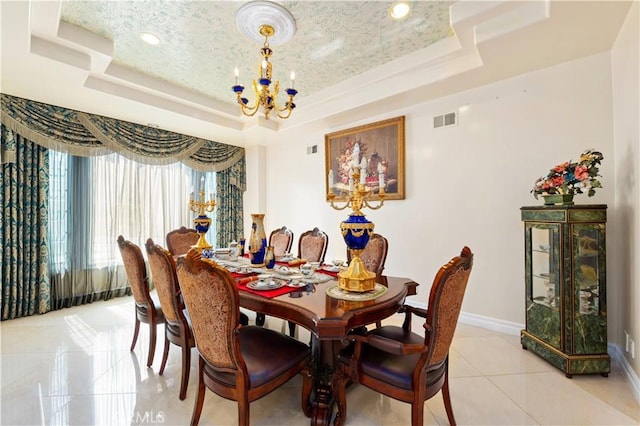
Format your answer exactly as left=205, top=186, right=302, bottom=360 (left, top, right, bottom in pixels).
left=433, top=111, right=457, bottom=129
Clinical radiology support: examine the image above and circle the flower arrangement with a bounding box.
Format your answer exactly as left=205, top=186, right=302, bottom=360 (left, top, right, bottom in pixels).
left=531, top=149, right=603, bottom=199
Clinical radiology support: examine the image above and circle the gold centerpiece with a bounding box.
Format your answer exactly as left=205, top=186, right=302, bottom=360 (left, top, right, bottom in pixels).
left=327, top=157, right=385, bottom=292
left=188, top=178, right=216, bottom=251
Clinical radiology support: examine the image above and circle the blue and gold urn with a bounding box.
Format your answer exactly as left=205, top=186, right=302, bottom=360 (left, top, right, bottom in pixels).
left=338, top=213, right=376, bottom=292
left=193, top=214, right=213, bottom=250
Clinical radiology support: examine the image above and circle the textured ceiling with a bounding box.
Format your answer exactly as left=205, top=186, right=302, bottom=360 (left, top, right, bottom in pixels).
left=60, top=1, right=454, bottom=105
left=1, top=1, right=632, bottom=143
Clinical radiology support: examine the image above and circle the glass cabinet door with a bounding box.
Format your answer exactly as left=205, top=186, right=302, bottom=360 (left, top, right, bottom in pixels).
left=525, top=223, right=561, bottom=349
left=572, top=223, right=607, bottom=354
left=531, top=226, right=560, bottom=308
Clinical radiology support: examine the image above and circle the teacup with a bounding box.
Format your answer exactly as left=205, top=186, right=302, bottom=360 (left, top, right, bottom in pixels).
left=257, top=273, right=273, bottom=286
left=282, top=252, right=294, bottom=260
left=299, top=264, right=314, bottom=276
left=309, top=261, right=321, bottom=270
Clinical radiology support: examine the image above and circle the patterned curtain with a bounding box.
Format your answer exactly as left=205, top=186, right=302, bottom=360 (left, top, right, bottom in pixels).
left=1, top=127, right=51, bottom=319
left=216, top=157, right=246, bottom=247
left=0, top=94, right=246, bottom=319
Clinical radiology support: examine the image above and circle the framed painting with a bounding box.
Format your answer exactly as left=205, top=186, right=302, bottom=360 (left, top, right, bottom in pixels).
left=324, top=115, right=405, bottom=201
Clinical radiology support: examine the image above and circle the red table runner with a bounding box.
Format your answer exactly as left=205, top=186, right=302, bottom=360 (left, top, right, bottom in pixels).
left=233, top=273, right=300, bottom=298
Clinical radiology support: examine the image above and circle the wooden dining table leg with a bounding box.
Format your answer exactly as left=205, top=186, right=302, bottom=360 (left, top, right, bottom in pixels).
left=310, top=337, right=341, bottom=426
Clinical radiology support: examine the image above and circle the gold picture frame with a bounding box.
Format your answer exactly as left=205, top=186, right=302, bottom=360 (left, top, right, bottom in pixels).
left=324, top=116, right=405, bottom=200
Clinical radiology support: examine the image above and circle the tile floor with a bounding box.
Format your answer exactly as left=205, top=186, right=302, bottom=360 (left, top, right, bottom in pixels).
left=1, top=295, right=638, bottom=426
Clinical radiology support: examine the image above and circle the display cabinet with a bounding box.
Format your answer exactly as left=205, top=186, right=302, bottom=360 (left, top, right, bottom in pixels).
left=520, top=204, right=609, bottom=377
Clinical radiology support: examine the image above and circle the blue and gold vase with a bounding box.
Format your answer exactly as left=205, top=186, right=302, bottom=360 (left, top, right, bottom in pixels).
left=264, top=246, right=275, bottom=269
left=338, top=213, right=376, bottom=292
left=193, top=214, right=213, bottom=250
left=248, top=213, right=267, bottom=266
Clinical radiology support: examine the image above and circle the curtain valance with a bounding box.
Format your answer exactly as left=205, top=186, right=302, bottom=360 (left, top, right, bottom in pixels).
left=0, top=93, right=244, bottom=174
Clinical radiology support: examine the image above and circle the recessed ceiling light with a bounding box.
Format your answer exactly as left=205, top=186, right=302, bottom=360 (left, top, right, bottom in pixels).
left=390, top=2, right=411, bottom=20
left=139, top=32, right=160, bottom=45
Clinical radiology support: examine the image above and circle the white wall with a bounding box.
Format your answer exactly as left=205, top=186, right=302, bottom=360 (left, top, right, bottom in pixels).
left=611, top=0, right=640, bottom=381
left=243, top=52, right=616, bottom=330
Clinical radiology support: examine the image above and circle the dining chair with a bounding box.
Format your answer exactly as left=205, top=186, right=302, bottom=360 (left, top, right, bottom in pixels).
left=278, top=226, right=330, bottom=336
left=332, top=246, right=474, bottom=426
left=297, top=227, right=329, bottom=263
left=166, top=226, right=199, bottom=257
left=176, top=249, right=313, bottom=426
left=253, top=226, right=296, bottom=327
left=117, top=235, right=165, bottom=368
left=268, top=225, right=294, bottom=258
left=347, top=232, right=388, bottom=279
left=145, top=238, right=195, bottom=400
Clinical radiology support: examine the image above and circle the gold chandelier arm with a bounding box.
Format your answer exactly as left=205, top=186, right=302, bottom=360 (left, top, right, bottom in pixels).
left=237, top=94, right=260, bottom=117
left=275, top=106, right=294, bottom=119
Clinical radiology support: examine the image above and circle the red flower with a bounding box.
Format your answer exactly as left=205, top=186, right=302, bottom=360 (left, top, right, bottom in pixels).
left=574, top=165, right=589, bottom=181
left=554, top=162, right=569, bottom=173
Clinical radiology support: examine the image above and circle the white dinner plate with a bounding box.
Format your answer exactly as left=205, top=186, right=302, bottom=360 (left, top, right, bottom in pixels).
left=247, top=280, right=284, bottom=291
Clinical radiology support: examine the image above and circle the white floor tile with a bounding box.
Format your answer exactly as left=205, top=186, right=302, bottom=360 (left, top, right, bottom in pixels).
left=0, top=296, right=637, bottom=426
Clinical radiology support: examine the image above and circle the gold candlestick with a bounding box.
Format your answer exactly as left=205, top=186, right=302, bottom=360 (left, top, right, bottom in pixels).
left=327, top=167, right=385, bottom=292
left=188, top=187, right=216, bottom=251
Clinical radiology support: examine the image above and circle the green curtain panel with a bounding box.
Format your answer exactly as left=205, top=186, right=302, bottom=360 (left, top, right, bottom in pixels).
left=1, top=127, right=51, bottom=319
left=216, top=157, right=246, bottom=247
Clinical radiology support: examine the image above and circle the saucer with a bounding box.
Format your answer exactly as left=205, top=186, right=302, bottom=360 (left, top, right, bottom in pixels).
left=247, top=280, right=283, bottom=291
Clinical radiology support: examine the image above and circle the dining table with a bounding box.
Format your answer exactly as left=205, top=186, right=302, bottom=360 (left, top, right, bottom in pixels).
left=213, top=254, right=419, bottom=426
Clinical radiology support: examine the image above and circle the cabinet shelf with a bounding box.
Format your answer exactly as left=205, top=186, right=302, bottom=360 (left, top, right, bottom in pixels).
left=521, top=204, right=609, bottom=378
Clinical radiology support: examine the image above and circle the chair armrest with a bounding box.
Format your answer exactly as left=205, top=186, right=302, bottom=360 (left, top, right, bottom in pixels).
left=403, top=304, right=427, bottom=318
left=365, top=334, right=426, bottom=356
left=400, top=304, right=428, bottom=331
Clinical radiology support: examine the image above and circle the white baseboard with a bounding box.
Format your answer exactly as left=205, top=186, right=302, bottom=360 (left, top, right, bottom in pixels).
left=609, top=343, right=640, bottom=404
left=458, top=311, right=524, bottom=336
left=419, top=307, right=640, bottom=404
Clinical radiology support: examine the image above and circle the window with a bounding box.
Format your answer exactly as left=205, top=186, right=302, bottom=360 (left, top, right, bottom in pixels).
left=48, top=150, right=215, bottom=269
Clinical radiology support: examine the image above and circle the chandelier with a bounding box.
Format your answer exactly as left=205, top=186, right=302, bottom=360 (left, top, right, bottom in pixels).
left=232, top=24, right=297, bottom=120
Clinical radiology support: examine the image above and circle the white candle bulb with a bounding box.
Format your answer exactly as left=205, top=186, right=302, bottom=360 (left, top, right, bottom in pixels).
left=234, top=67, right=239, bottom=84
left=352, top=142, right=360, bottom=166
left=359, top=157, right=367, bottom=184
left=290, top=71, right=295, bottom=88
left=200, top=176, right=205, bottom=192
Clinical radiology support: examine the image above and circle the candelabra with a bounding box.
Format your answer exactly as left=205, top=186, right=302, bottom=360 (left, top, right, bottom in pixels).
left=327, top=167, right=385, bottom=292
left=189, top=187, right=216, bottom=251
left=231, top=24, right=298, bottom=120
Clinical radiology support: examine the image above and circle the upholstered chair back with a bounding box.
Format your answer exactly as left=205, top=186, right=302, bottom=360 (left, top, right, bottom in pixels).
left=347, top=233, right=388, bottom=278
left=176, top=250, right=241, bottom=369
left=166, top=227, right=199, bottom=257
left=424, top=246, right=474, bottom=366
left=117, top=235, right=150, bottom=305
left=269, top=226, right=294, bottom=257
left=145, top=239, right=181, bottom=322
left=298, top=227, right=328, bottom=263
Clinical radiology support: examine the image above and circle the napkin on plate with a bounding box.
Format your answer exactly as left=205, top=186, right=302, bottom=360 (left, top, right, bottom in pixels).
left=237, top=276, right=259, bottom=286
